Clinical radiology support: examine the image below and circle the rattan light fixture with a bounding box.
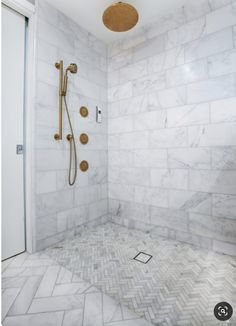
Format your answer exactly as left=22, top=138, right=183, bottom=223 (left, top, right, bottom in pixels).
left=102, top=2, right=139, bottom=32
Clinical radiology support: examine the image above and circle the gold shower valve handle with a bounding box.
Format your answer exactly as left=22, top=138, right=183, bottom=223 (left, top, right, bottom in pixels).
left=54, top=133, right=61, bottom=140
left=80, top=106, right=88, bottom=117
left=80, top=160, right=89, bottom=172
left=80, top=133, right=89, bottom=144
left=66, top=134, right=73, bottom=141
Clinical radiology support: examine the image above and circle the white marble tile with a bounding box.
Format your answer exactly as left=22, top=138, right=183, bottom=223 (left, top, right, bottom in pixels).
left=109, top=183, right=134, bottom=201
left=119, top=131, right=149, bottom=149
left=36, top=190, right=74, bottom=218
left=208, top=49, right=236, bottom=77
left=53, top=282, right=90, bottom=296
left=108, top=116, right=133, bottom=134
left=185, top=28, right=233, bottom=63
left=109, top=150, right=133, bottom=167
left=28, top=295, right=84, bottom=313
left=119, top=93, right=161, bottom=115
left=159, top=86, right=187, bottom=109
left=38, top=0, right=59, bottom=26
left=206, top=2, right=236, bottom=34
left=189, top=123, right=236, bottom=147
left=63, top=309, right=83, bottom=326
left=36, top=171, right=57, bottom=194
left=211, top=147, right=236, bottom=169
left=167, top=103, right=209, bottom=127
left=210, top=97, right=236, bottom=122
left=83, top=292, right=103, bottom=326
left=183, top=0, right=211, bottom=22
left=35, top=266, right=60, bottom=297
left=133, top=110, right=167, bottom=131
left=168, top=190, right=211, bottom=215
left=233, top=25, right=236, bottom=47
left=150, top=127, right=188, bottom=148
left=132, top=72, right=166, bottom=95
left=189, top=169, right=236, bottom=194
left=119, top=60, right=147, bottom=83
left=106, top=319, right=151, bottom=326
left=212, top=239, right=236, bottom=256
left=103, top=294, right=123, bottom=323
left=8, top=276, right=41, bottom=315
left=108, top=49, right=133, bottom=71
left=89, top=199, right=108, bottom=220
left=209, top=0, right=232, bottom=10
left=108, top=83, right=133, bottom=102
left=166, top=59, right=208, bottom=87
left=168, top=148, right=211, bottom=169
left=56, top=266, right=73, bottom=284
left=212, top=194, right=236, bottom=219
left=3, top=312, right=64, bottom=326
left=187, top=74, right=236, bottom=103
left=119, top=168, right=149, bottom=186
left=37, top=39, right=58, bottom=64
left=133, top=34, right=165, bottom=62
left=150, top=169, right=188, bottom=190
left=134, top=186, right=168, bottom=208
left=36, top=215, right=57, bottom=241
left=189, top=213, right=236, bottom=243
left=150, top=206, right=188, bottom=231
left=165, top=17, right=206, bottom=50
left=146, top=8, right=185, bottom=39
left=2, top=288, right=21, bottom=320
left=148, top=46, right=185, bottom=74
left=37, top=60, right=58, bottom=87
left=133, top=149, right=168, bottom=168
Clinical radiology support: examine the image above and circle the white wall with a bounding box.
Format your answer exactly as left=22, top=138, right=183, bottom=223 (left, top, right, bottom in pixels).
left=107, top=0, right=236, bottom=256
left=34, top=0, right=108, bottom=250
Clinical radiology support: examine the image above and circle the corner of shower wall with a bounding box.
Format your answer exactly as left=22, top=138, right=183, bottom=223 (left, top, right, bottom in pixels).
left=34, top=0, right=109, bottom=251
left=107, top=0, right=236, bottom=257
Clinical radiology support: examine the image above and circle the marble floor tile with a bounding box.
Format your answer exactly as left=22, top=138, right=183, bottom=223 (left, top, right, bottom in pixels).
left=2, top=249, right=146, bottom=325
left=45, top=222, right=236, bottom=326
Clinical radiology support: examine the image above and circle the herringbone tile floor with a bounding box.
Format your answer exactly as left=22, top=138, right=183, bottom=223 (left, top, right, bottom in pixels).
left=2, top=251, right=150, bottom=326
left=45, top=222, right=236, bottom=326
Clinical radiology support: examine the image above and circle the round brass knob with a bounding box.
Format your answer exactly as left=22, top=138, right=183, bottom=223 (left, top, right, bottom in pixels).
left=80, top=160, right=89, bottom=172
left=66, top=134, right=73, bottom=141
left=80, top=133, right=89, bottom=144
left=80, top=106, right=88, bottom=117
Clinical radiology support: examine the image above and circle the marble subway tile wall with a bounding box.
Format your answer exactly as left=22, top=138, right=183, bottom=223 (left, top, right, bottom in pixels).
left=35, top=0, right=108, bottom=250
left=108, top=0, right=236, bottom=255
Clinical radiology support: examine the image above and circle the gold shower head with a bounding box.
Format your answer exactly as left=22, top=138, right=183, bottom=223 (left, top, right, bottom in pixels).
left=102, top=2, right=139, bottom=32
left=66, top=63, right=78, bottom=74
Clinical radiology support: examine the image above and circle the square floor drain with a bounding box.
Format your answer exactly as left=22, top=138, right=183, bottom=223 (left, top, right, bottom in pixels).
left=133, top=252, right=152, bottom=264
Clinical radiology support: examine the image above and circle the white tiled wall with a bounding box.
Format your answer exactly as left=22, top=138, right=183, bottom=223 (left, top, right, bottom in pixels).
left=107, top=0, right=236, bottom=255
left=34, top=0, right=108, bottom=250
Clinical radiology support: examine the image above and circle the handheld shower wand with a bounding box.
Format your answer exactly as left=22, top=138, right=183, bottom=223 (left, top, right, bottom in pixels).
left=55, top=61, right=78, bottom=186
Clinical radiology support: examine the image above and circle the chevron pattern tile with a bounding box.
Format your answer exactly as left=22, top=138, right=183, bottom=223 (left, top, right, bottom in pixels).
left=45, top=222, right=236, bottom=326
left=2, top=251, right=151, bottom=326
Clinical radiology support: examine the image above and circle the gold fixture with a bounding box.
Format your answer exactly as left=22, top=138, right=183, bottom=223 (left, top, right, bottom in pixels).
left=54, top=60, right=78, bottom=186
left=80, top=160, right=89, bottom=172
left=80, top=106, right=88, bottom=117
left=102, top=2, right=139, bottom=32
left=80, top=133, right=89, bottom=144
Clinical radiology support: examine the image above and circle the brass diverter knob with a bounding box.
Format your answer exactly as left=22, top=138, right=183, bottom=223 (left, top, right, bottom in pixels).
left=80, top=133, right=89, bottom=144
left=80, top=160, right=89, bottom=172
left=80, top=106, right=88, bottom=117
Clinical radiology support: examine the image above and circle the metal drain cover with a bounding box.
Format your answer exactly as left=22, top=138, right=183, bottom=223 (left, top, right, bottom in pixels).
left=133, top=252, right=152, bottom=264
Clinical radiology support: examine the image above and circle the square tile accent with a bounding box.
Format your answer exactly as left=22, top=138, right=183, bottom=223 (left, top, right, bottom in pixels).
left=133, top=252, right=152, bottom=264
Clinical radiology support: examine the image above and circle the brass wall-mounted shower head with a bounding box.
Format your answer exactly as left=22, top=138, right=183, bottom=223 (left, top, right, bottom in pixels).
left=66, top=63, right=78, bottom=74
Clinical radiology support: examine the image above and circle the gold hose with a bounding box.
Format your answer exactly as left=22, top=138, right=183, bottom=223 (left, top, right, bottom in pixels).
left=63, top=96, right=77, bottom=186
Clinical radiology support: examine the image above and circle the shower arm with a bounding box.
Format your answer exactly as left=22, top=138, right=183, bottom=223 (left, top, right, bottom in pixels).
left=54, top=60, right=63, bottom=140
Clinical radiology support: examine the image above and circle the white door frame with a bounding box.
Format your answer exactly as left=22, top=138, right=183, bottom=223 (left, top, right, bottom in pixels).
left=2, top=0, right=36, bottom=253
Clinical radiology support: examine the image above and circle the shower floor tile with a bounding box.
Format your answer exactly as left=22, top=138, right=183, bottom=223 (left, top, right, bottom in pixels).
left=2, top=251, right=150, bottom=326
left=45, top=222, right=236, bottom=326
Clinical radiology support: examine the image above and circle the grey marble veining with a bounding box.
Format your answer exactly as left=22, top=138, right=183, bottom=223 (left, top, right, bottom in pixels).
left=34, top=0, right=108, bottom=250
left=107, top=0, right=236, bottom=254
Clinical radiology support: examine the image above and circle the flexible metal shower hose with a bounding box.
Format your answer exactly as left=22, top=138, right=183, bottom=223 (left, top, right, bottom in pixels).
left=63, top=96, right=77, bottom=186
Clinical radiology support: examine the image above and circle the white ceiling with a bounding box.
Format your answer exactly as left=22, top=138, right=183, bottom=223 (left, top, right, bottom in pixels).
left=46, top=0, right=190, bottom=44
